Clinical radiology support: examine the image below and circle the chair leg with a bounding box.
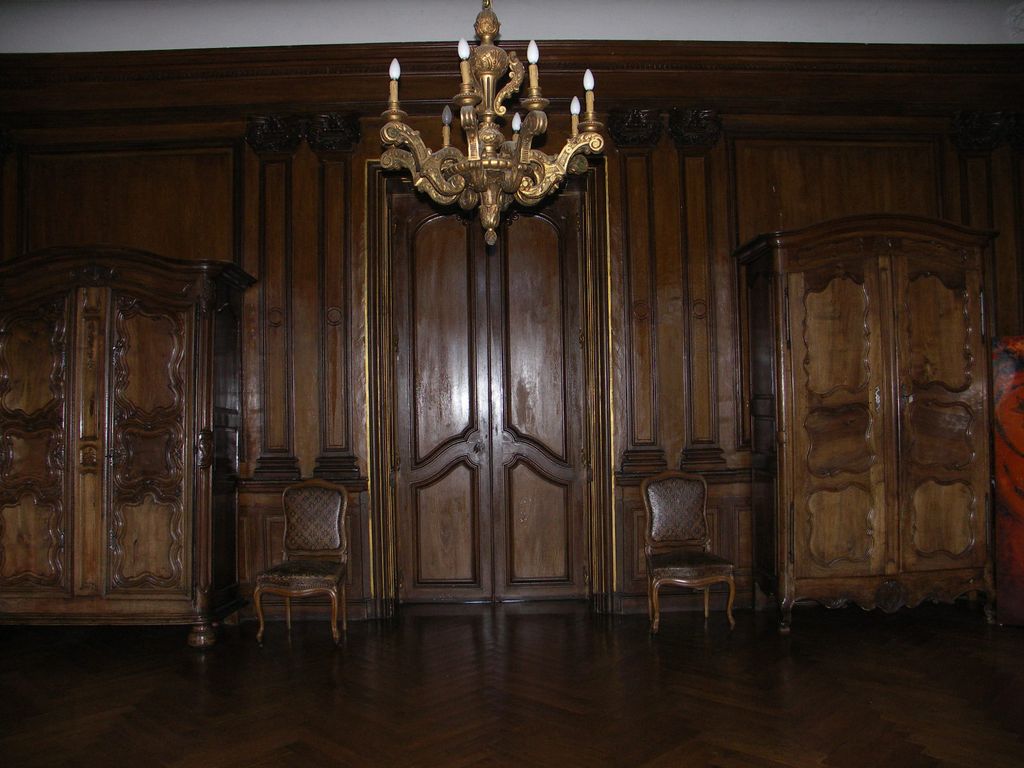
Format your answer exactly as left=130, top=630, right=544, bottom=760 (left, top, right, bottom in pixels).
left=329, top=588, right=340, bottom=645
left=646, top=579, right=654, bottom=630
left=285, top=597, right=292, bottom=632
left=341, top=582, right=347, bottom=633
left=725, top=576, right=736, bottom=629
left=650, top=580, right=661, bottom=634
left=254, top=586, right=266, bottom=644
left=703, top=587, right=710, bottom=620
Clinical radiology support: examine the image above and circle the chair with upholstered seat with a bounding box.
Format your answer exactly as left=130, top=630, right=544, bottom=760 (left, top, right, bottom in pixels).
left=254, top=479, right=349, bottom=645
left=641, top=470, right=735, bottom=633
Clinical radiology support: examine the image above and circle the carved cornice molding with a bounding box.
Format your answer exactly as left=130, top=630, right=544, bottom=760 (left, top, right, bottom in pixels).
left=668, top=107, right=721, bottom=151
left=607, top=109, right=663, bottom=148
left=951, top=110, right=1022, bottom=152
left=5, top=42, right=1023, bottom=89
left=245, top=112, right=361, bottom=157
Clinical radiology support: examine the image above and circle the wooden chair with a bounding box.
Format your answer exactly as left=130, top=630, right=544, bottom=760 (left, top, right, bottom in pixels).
left=254, top=479, right=349, bottom=645
left=641, top=471, right=736, bottom=633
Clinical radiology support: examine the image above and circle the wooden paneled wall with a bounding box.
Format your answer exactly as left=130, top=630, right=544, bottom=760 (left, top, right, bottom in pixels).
left=2, top=41, right=1022, bottom=617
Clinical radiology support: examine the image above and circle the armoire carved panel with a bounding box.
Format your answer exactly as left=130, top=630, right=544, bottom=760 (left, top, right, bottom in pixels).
left=737, top=215, right=995, bottom=629
left=0, top=247, right=254, bottom=645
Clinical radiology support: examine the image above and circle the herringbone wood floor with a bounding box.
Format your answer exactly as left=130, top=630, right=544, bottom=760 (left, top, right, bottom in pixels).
left=1, top=602, right=1022, bottom=767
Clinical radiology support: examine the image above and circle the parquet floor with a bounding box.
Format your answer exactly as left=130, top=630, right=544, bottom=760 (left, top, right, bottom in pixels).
left=1, top=601, right=1022, bottom=767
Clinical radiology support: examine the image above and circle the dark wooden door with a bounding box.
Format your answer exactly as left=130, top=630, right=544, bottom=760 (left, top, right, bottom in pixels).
left=392, top=188, right=589, bottom=602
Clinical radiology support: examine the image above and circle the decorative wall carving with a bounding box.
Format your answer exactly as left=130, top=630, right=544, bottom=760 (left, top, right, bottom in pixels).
left=245, top=113, right=361, bottom=156
left=306, top=113, right=361, bottom=154
left=607, top=109, right=663, bottom=148
left=951, top=111, right=1022, bottom=152
left=668, top=107, right=721, bottom=151
left=245, top=115, right=303, bottom=156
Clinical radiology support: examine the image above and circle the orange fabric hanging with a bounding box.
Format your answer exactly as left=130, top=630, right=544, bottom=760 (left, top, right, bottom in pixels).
left=994, top=337, right=1024, bottom=625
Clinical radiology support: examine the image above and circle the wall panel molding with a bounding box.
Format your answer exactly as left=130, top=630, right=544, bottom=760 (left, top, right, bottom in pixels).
left=312, top=113, right=361, bottom=480
left=671, top=106, right=726, bottom=466
left=951, top=110, right=1023, bottom=333
left=616, top=147, right=668, bottom=476
left=248, top=118, right=300, bottom=481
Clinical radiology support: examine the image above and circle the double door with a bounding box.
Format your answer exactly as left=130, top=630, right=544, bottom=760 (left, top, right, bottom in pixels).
left=390, top=188, right=590, bottom=602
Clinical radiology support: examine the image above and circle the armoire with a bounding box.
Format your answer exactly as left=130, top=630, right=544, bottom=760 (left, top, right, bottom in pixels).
left=736, top=215, right=995, bottom=630
left=0, top=247, right=254, bottom=646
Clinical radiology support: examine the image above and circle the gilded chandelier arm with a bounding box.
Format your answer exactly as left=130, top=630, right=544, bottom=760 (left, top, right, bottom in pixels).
left=381, top=123, right=467, bottom=203
left=460, top=106, right=482, bottom=160
left=492, top=54, right=524, bottom=117
left=515, top=131, right=604, bottom=206
left=380, top=122, right=431, bottom=168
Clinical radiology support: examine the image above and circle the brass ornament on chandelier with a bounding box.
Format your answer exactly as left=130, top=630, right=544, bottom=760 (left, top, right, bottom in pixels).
left=380, top=0, right=604, bottom=246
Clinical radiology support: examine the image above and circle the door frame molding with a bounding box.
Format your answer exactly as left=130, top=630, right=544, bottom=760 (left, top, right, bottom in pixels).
left=365, top=162, right=614, bottom=617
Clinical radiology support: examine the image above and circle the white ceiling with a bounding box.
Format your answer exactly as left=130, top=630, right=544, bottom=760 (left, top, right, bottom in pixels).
left=1, top=0, right=1022, bottom=53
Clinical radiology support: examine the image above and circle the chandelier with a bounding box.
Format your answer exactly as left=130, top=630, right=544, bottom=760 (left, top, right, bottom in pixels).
left=381, top=0, right=604, bottom=246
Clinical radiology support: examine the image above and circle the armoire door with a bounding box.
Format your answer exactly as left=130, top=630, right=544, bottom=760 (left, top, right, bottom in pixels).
left=892, top=244, right=990, bottom=573
left=391, top=187, right=589, bottom=602
left=105, top=286, right=194, bottom=596
left=0, top=289, right=71, bottom=593
left=786, top=256, right=893, bottom=582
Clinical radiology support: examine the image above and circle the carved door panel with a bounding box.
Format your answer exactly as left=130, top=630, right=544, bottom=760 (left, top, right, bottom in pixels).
left=490, top=204, right=588, bottom=599
left=787, top=258, right=892, bottom=580
left=106, top=289, right=193, bottom=595
left=893, top=245, right=989, bottom=572
left=393, top=198, right=493, bottom=601
left=0, top=292, right=71, bottom=592
left=391, top=188, right=589, bottom=602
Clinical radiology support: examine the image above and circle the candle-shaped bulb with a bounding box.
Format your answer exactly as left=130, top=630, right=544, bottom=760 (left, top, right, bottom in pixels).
left=441, top=104, right=452, bottom=146
left=512, top=112, right=522, bottom=133
left=457, top=39, right=472, bottom=87
left=582, top=69, right=595, bottom=117
left=387, top=58, right=401, bottom=109
left=570, top=96, right=581, bottom=116
left=526, top=39, right=540, bottom=89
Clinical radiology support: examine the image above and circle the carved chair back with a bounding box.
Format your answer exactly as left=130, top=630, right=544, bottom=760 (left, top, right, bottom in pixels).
left=282, top=480, right=348, bottom=564
left=641, top=471, right=711, bottom=555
